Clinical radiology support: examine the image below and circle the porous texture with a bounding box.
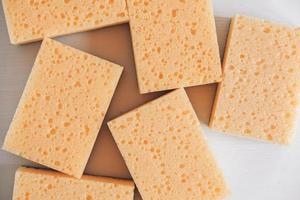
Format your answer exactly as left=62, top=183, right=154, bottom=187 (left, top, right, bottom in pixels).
left=127, top=0, right=222, bottom=93
left=13, top=167, right=134, bottom=200
left=108, top=89, right=228, bottom=200
left=2, top=0, right=128, bottom=44
left=210, top=15, right=300, bottom=144
left=2, top=38, right=123, bottom=178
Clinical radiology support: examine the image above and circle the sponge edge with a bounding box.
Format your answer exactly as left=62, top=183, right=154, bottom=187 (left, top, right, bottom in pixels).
left=127, top=0, right=222, bottom=93
left=108, top=89, right=229, bottom=200
left=13, top=167, right=134, bottom=200
left=210, top=15, right=300, bottom=144
left=2, top=0, right=129, bottom=44
left=2, top=38, right=123, bottom=178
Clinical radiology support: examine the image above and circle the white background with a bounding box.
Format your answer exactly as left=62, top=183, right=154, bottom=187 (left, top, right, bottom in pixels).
left=213, top=0, right=300, bottom=26
left=208, top=0, right=300, bottom=200
left=0, top=0, right=300, bottom=200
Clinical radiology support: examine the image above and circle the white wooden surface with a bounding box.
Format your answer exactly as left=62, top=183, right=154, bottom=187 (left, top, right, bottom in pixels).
left=1, top=0, right=300, bottom=200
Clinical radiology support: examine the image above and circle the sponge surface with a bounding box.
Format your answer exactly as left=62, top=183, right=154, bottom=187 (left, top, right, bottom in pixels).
left=3, top=38, right=123, bottom=178
left=13, top=167, right=134, bottom=200
left=127, top=0, right=222, bottom=93
left=2, top=0, right=128, bottom=44
left=108, top=89, right=228, bottom=200
left=210, top=15, right=300, bottom=144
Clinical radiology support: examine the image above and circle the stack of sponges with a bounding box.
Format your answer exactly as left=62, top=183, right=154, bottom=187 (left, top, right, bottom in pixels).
left=2, top=0, right=300, bottom=199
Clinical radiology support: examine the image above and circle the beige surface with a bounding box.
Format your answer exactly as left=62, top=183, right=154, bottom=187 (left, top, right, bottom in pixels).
left=2, top=38, right=122, bottom=178
left=210, top=15, right=300, bottom=144
left=0, top=0, right=230, bottom=196
left=13, top=167, right=134, bottom=200
left=127, top=0, right=222, bottom=93
left=108, top=89, right=228, bottom=200
left=2, top=0, right=128, bottom=44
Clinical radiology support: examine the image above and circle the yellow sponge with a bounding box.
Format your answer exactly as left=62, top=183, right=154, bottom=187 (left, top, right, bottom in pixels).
left=210, top=15, right=300, bottom=144
left=13, top=167, right=134, bottom=200
left=108, top=89, right=228, bottom=200
left=2, top=0, right=128, bottom=44
left=127, top=0, right=222, bottom=93
left=2, top=38, right=123, bottom=178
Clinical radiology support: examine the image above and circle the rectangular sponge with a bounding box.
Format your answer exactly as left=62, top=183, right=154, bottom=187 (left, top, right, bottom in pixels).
left=210, top=15, right=300, bottom=144
left=2, top=38, right=123, bottom=178
left=13, top=167, right=134, bottom=200
left=108, top=89, right=228, bottom=200
left=2, top=0, right=128, bottom=44
left=127, top=0, right=222, bottom=93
